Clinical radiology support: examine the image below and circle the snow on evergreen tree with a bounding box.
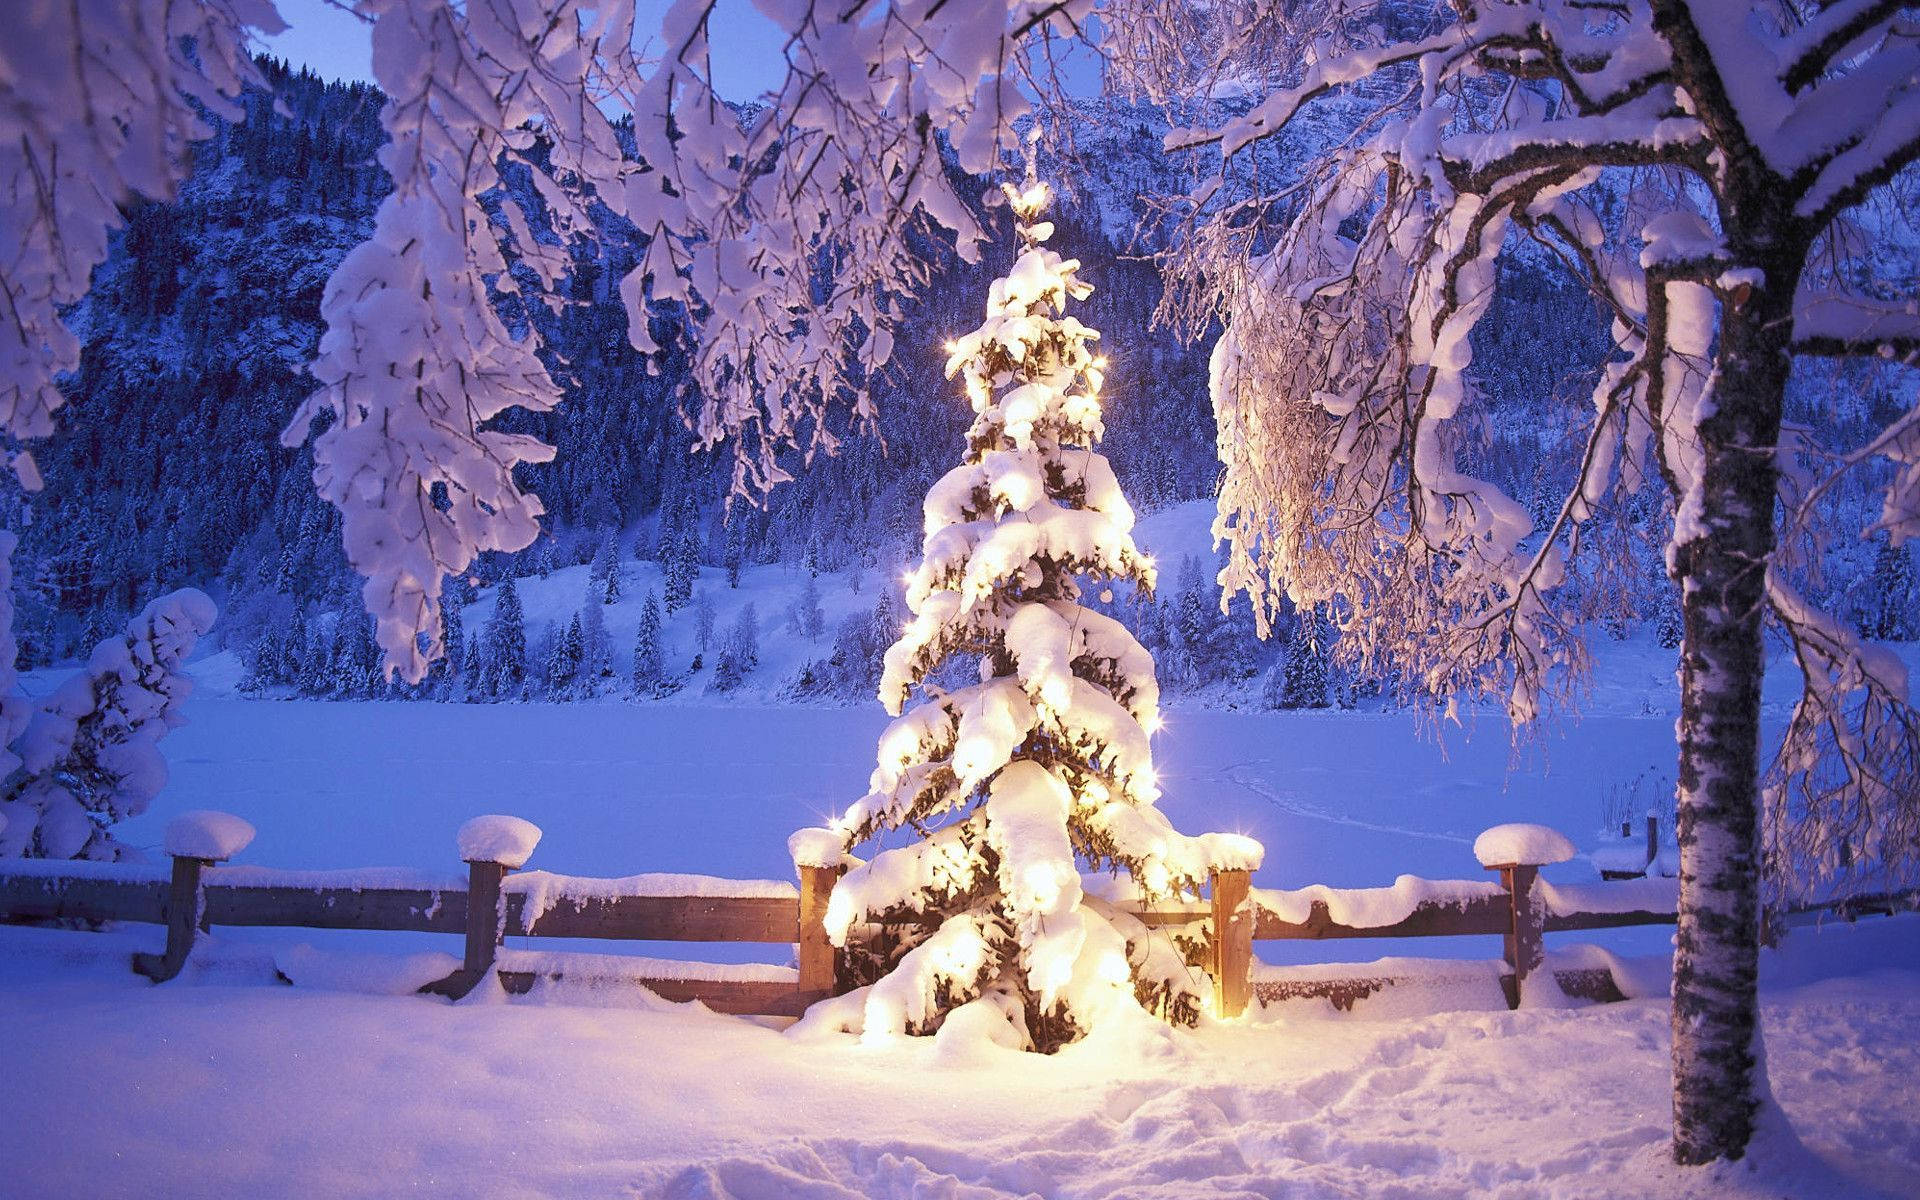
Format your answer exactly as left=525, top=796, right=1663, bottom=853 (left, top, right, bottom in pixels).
left=436, top=585, right=465, bottom=698
left=633, top=590, right=665, bottom=694
left=1259, top=661, right=1288, bottom=711
left=1280, top=610, right=1331, bottom=710
left=589, top=533, right=622, bottom=604
left=712, top=603, right=761, bottom=692
left=579, top=597, right=611, bottom=688
left=0, top=590, right=215, bottom=859
left=546, top=613, right=584, bottom=696
left=724, top=515, right=746, bottom=589
left=793, top=185, right=1261, bottom=1051
left=483, top=577, right=527, bottom=700
left=798, top=574, right=826, bottom=641
left=695, top=596, right=716, bottom=655
left=461, top=632, right=483, bottom=700
left=663, top=508, right=698, bottom=615
left=1869, top=538, right=1916, bottom=641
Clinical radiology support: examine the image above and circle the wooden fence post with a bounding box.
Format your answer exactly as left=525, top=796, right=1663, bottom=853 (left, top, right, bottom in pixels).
left=797, top=863, right=842, bottom=1001
left=1211, top=868, right=1253, bottom=1019
left=423, top=815, right=540, bottom=999
left=132, top=854, right=209, bottom=983
left=422, top=858, right=509, bottom=1000
left=463, top=858, right=509, bottom=978
left=1645, top=814, right=1659, bottom=872
left=131, top=810, right=256, bottom=984
left=1496, top=863, right=1543, bottom=1009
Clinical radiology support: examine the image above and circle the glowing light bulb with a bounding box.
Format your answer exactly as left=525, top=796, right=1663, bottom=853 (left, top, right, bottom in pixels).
left=1144, top=714, right=1165, bottom=735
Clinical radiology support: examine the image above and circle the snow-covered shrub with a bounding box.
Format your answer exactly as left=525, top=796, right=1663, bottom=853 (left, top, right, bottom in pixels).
left=799, top=187, right=1261, bottom=1051
left=0, top=590, right=216, bottom=860
left=711, top=603, right=760, bottom=693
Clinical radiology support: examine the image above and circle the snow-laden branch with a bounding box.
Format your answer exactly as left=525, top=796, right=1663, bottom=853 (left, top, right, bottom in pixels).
left=284, top=0, right=1090, bottom=678
left=286, top=0, right=644, bottom=682
left=0, top=0, right=277, bottom=487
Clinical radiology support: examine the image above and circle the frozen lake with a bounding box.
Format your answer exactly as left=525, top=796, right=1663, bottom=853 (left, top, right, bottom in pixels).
left=116, top=696, right=1688, bottom=966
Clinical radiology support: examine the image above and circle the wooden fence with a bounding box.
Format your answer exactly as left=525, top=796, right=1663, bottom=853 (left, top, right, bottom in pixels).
left=1, top=813, right=1912, bottom=1020
left=0, top=818, right=841, bottom=1016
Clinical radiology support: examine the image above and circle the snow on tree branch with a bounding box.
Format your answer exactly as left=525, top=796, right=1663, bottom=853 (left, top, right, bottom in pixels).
left=286, top=0, right=1090, bottom=680
left=0, top=590, right=217, bottom=861
left=284, top=0, right=646, bottom=681
left=1103, top=0, right=1920, bottom=1162
left=0, top=0, right=279, bottom=487
left=802, top=186, right=1257, bottom=1049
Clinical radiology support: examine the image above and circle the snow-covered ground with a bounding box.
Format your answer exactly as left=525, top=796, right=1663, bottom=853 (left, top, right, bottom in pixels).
left=0, top=914, right=1914, bottom=1198
left=4, top=499, right=1917, bottom=1197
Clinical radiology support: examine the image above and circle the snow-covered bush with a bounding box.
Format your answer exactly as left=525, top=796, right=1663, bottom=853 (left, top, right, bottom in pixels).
left=799, top=187, right=1261, bottom=1051
left=0, top=590, right=216, bottom=860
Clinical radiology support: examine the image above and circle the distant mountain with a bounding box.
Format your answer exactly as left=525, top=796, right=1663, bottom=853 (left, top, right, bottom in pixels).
left=13, top=58, right=1908, bottom=688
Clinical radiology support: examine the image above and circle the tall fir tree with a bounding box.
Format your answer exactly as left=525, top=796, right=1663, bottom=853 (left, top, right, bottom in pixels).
left=1280, top=609, right=1332, bottom=710
left=632, top=590, right=664, bottom=693
left=724, top=514, right=747, bottom=589
left=546, top=613, right=584, bottom=696
left=579, top=595, right=611, bottom=689
left=797, top=573, right=825, bottom=640
left=1869, top=538, right=1916, bottom=641
left=794, top=185, right=1259, bottom=1051
left=590, top=532, right=623, bottom=604
left=484, top=577, right=527, bottom=700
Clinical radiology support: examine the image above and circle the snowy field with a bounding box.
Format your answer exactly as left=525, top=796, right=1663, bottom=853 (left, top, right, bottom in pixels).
left=2, top=683, right=1918, bottom=1196
left=4, top=504, right=1918, bottom=1197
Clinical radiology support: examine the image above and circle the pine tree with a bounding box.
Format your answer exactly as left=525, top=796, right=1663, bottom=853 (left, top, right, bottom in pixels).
left=546, top=613, right=584, bottom=696
left=632, top=590, right=664, bottom=693
left=663, top=508, right=697, bottom=614
left=436, top=585, right=466, bottom=698
left=798, top=573, right=825, bottom=640
left=1655, top=589, right=1684, bottom=650
left=797, top=185, right=1260, bottom=1050
left=713, top=602, right=760, bottom=691
left=461, top=630, right=483, bottom=700
left=590, top=532, right=622, bottom=604
left=1870, top=538, right=1916, bottom=641
left=579, top=595, right=610, bottom=688
left=484, top=577, right=527, bottom=699
left=724, top=514, right=746, bottom=589
left=695, top=595, right=716, bottom=654
left=1280, top=608, right=1332, bottom=710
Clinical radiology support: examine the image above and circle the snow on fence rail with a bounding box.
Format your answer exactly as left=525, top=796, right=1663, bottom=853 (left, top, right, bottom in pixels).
left=0, top=813, right=1912, bottom=1022
left=0, top=811, right=839, bottom=1016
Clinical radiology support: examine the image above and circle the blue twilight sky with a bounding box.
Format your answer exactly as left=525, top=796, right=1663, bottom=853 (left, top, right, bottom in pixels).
left=260, top=0, right=794, bottom=100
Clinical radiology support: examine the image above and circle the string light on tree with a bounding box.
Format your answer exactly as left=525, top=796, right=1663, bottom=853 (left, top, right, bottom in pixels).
left=790, top=182, right=1260, bottom=1052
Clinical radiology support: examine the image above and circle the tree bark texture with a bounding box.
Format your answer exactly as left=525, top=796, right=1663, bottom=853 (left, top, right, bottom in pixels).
left=1668, top=230, right=1800, bottom=1165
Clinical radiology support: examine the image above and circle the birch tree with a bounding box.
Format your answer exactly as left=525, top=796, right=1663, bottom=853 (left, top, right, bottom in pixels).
left=1104, top=0, right=1920, bottom=1165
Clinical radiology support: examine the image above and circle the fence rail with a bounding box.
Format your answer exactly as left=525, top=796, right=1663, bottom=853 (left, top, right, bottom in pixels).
left=2, top=813, right=1913, bottom=1022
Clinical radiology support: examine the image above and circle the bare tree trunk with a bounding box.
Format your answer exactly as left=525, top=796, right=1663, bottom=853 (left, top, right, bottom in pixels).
left=1668, top=241, right=1798, bottom=1164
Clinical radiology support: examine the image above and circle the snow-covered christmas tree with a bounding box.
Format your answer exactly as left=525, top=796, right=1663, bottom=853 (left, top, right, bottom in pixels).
left=792, top=184, right=1261, bottom=1051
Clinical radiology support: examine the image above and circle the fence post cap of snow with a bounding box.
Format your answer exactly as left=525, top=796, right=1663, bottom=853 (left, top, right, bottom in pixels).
left=163, top=810, right=256, bottom=862
left=788, top=827, right=847, bottom=872
left=456, top=815, right=542, bottom=868
left=1473, top=823, right=1576, bottom=869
